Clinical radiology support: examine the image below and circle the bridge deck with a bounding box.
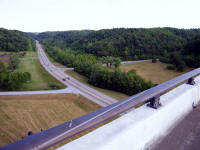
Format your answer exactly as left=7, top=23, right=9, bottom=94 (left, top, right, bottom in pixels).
left=152, top=104, right=200, bottom=150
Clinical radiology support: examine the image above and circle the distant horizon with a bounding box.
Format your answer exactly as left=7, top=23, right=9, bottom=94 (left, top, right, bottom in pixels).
left=1, top=0, right=200, bottom=33
left=1, top=26, right=200, bottom=33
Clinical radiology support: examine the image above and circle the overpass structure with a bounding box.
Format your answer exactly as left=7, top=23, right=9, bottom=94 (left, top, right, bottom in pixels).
left=1, top=67, right=200, bottom=150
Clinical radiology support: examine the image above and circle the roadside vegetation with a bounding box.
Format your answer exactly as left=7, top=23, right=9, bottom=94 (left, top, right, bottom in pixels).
left=42, top=45, right=66, bottom=68
left=16, top=51, right=65, bottom=91
left=42, top=45, right=153, bottom=96
left=0, top=61, right=31, bottom=90
left=0, top=28, right=34, bottom=52
left=30, top=28, right=200, bottom=94
left=0, top=28, right=43, bottom=91
left=66, top=70, right=128, bottom=100
left=0, top=94, right=101, bottom=147
left=36, top=28, right=199, bottom=59
left=0, top=31, right=65, bottom=91
left=0, top=52, right=25, bottom=67
left=0, top=52, right=31, bottom=91
left=37, top=28, right=200, bottom=70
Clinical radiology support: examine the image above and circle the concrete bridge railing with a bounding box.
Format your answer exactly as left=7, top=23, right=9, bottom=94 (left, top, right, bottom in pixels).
left=58, top=76, right=200, bottom=150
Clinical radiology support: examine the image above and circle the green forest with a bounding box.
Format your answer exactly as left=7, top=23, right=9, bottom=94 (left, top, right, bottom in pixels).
left=36, top=28, right=200, bottom=59
left=34, top=27, right=200, bottom=95
left=0, top=28, right=35, bottom=52
left=36, top=27, right=200, bottom=70
left=0, top=58, right=31, bottom=90
left=0, top=28, right=35, bottom=90
left=43, top=44, right=153, bottom=95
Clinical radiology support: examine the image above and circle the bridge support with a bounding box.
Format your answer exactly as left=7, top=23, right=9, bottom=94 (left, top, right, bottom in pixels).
left=187, top=77, right=195, bottom=85
left=148, top=95, right=161, bottom=109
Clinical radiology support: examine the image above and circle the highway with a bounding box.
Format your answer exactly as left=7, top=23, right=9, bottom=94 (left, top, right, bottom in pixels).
left=36, top=41, right=118, bottom=106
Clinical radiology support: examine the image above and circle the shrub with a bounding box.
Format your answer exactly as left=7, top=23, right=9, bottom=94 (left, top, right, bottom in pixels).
left=176, top=61, right=186, bottom=72
left=167, top=64, right=175, bottom=70
left=49, top=83, right=61, bottom=89
left=159, top=57, right=171, bottom=64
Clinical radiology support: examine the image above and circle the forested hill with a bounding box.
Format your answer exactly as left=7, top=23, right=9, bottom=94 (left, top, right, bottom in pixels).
left=0, top=28, right=34, bottom=52
left=36, top=30, right=94, bottom=49
left=36, top=28, right=200, bottom=59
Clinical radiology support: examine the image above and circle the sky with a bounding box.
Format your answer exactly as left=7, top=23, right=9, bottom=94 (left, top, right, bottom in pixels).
left=0, top=0, right=200, bottom=32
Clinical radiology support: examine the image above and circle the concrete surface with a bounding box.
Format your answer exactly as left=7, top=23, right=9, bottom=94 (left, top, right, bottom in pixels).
left=151, top=77, right=200, bottom=150
left=0, top=87, right=77, bottom=95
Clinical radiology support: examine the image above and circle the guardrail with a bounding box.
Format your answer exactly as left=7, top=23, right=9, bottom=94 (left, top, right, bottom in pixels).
left=1, top=68, right=200, bottom=150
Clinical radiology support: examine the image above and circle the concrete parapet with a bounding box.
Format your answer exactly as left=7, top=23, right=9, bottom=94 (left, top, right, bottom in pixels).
left=58, top=76, right=200, bottom=150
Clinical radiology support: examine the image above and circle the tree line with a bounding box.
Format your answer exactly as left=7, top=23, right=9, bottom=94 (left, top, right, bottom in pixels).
left=158, top=35, right=200, bottom=71
left=0, top=28, right=34, bottom=52
left=36, top=28, right=200, bottom=61
left=99, top=56, right=121, bottom=68
left=43, top=44, right=153, bottom=96
left=0, top=28, right=36, bottom=90
left=35, top=27, right=200, bottom=70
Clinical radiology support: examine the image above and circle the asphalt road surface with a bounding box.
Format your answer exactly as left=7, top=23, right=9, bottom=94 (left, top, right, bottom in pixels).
left=152, top=105, right=200, bottom=150
left=36, top=41, right=118, bottom=106
left=0, top=87, right=77, bottom=95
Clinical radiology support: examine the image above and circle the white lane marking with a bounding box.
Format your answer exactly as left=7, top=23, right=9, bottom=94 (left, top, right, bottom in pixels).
left=69, top=120, right=73, bottom=128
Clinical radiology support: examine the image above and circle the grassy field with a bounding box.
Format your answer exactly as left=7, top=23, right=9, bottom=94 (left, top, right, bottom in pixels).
left=0, top=51, right=24, bottom=67
left=120, top=61, right=192, bottom=84
left=65, top=70, right=129, bottom=100
left=16, top=51, right=66, bottom=91
left=0, top=94, right=101, bottom=147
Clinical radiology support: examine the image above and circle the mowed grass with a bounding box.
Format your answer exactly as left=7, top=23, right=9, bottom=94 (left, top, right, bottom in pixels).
left=65, top=70, right=129, bottom=100
left=0, top=94, right=101, bottom=147
left=16, top=51, right=66, bottom=91
left=120, top=61, right=192, bottom=84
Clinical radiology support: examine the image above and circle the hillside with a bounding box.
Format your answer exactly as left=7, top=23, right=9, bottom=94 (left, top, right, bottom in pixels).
left=36, top=28, right=200, bottom=60
left=0, top=28, right=34, bottom=52
left=37, top=30, right=93, bottom=49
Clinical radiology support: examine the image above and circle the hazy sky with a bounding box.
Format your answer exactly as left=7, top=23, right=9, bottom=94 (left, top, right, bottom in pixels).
left=0, top=0, right=199, bottom=32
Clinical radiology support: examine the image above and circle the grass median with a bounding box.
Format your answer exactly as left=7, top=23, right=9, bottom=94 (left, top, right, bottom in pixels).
left=16, top=51, right=66, bottom=91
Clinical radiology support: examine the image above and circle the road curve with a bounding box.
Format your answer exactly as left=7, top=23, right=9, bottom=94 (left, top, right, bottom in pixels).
left=36, top=41, right=118, bottom=106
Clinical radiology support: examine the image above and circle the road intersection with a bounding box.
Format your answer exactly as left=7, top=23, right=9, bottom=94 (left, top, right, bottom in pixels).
left=0, top=41, right=118, bottom=107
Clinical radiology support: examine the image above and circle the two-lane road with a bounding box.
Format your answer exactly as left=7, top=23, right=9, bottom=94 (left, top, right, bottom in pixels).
left=36, top=41, right=118, bottom=106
